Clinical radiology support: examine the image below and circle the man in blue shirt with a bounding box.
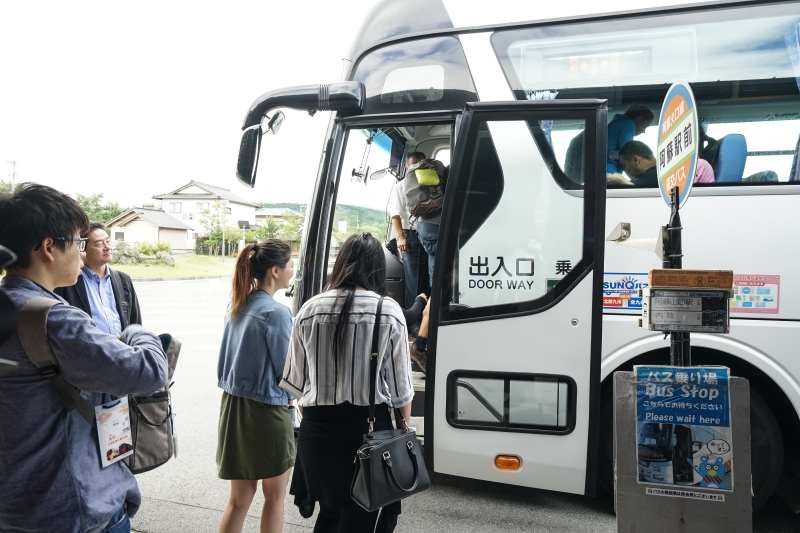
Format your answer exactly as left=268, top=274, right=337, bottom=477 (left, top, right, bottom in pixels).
left=607, top=104, right=655, bottom=174
left=0, top=183, right=167, bottom=533
left=56, top=222, right=141, bottom=333
left=619, top=141, right=659, bottom=187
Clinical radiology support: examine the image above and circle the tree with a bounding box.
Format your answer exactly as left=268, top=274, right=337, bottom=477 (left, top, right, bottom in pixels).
left=278, top=213, right=304, bottom=245
left=0, top=181, right=11, bottom=194
left=75, top=193, right=126, bottom=223
left=252, top=218, right=281, bottom=241
left=199, top=201, right=238, bottom=255
left=141, top=202, right=155, bottom=208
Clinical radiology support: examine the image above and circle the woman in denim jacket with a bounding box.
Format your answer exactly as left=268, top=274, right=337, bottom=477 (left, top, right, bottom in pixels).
left=216, top=238, right=295, bottom=533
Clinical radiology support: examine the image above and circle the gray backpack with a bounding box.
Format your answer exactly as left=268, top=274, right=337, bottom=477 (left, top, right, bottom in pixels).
left=18, top=296, right=180, bottom=474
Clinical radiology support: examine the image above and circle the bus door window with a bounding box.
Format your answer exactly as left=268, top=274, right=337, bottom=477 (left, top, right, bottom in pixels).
left=442, top=118, right=587, bottom=317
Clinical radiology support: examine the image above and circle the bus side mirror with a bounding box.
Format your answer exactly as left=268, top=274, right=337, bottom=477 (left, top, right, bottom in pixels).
left=236, top=112, right=285, bottom=188
left=267, top=111, right=284, bottom=135
left=236, top=126, right=262, bottom=188
left=370, top=167, right=398, bottom=181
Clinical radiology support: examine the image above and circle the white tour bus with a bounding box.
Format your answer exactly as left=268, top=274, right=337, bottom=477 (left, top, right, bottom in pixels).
left=235, top=0, right=800, bottom=511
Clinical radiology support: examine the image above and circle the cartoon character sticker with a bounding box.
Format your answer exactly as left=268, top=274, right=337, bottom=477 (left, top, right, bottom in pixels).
left=689, top=456, right=728, bottom=490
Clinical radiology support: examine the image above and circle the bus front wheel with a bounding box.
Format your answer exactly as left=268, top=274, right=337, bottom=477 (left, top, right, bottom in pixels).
left=598, top=384, right=783, bottom=512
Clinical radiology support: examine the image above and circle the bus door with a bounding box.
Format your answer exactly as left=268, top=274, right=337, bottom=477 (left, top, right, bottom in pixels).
left=428, top=100, right=607, bottom=495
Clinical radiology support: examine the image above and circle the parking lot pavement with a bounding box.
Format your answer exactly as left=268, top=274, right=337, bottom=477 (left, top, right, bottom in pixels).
left=130, top=279, right=800, bottom=532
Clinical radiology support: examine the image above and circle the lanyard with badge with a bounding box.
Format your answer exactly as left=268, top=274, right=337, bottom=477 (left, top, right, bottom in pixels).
left=95, top=397, right=134, bottom=468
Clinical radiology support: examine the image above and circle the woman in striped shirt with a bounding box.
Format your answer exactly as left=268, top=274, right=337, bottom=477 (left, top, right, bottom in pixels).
left=280, top=233, right=414, bottom=533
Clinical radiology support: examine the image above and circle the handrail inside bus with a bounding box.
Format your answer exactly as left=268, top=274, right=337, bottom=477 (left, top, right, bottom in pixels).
left=456, top=379, right=504, bottom=422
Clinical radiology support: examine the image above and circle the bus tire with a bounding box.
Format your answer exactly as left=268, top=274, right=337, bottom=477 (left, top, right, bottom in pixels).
left=597, top=385, right=783, bottom=512
left=750, top=388, right=783, bottom=511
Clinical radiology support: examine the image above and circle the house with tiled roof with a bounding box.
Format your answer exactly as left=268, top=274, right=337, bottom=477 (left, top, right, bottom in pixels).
left=255, top=207, right=302, bottom=226
left=106, top=208, right=194, bottom=251
left=151, top=180, right=259, bottom=247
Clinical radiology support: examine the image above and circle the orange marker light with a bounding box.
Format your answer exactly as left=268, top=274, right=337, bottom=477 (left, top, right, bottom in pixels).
left=495, top=455, right=521, bottom=470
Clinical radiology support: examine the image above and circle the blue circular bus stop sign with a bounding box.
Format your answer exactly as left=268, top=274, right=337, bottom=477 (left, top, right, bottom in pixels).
left=656, top=81, right=699, bottom=208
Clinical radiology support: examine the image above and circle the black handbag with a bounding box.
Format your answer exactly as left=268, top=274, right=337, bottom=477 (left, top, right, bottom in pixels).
left=350, top=297, right=431, bottom=512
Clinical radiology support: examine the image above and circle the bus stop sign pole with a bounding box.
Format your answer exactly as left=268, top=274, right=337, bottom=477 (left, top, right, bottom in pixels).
left=663, top=186, right=690, bottom=367
left=656, top=80, right=700, bottom=368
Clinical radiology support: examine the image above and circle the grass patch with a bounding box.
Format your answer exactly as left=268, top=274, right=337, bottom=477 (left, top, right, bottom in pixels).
left=114, top=255, right=235, bottom=279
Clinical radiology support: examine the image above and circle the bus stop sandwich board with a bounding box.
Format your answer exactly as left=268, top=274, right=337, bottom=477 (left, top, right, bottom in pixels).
left=614, top=371, right=752, bottom=532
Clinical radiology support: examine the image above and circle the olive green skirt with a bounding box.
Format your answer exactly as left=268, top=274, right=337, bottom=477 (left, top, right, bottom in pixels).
left=217, top=391, right=295, bottom=480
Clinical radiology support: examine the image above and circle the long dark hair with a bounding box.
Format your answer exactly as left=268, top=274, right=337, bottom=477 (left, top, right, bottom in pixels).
left=328, top=233, right=387, bottom=360
left=230, top=238, right=292, bottom=318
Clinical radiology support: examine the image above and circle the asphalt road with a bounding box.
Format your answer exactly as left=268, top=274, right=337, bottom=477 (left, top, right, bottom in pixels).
left=129, top=278, right=800, bottom=532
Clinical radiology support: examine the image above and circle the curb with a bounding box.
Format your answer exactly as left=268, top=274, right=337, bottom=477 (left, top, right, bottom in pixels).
left=131, top=275, right=232, bottom=282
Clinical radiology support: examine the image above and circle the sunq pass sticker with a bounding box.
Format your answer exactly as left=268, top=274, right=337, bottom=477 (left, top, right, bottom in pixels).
left=657, top=81, right=699, bottom=208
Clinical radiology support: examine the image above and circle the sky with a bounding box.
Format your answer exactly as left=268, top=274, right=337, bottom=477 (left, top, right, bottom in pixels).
left=0, top=1, right=374, bottom=208
left=4, top=1, right=797, bottom=210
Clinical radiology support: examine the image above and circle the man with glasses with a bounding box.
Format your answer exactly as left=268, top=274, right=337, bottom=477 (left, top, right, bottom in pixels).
left=56, top=222, right=141, bottom=333
left=0, top=183, right=166, bottom=533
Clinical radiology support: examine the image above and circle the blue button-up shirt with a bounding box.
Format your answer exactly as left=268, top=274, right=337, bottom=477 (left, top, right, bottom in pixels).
left=81, top=266, right=122, bottom=336
left=0, top=276, right=167, bottom=533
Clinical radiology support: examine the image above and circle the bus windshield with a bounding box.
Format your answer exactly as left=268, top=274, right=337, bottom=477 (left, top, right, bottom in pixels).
left=638, top=423, right=675, bottom=461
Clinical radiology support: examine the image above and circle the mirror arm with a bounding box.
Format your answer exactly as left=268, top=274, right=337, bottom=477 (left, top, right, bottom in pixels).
left=242, top=82, right=365, bottom=129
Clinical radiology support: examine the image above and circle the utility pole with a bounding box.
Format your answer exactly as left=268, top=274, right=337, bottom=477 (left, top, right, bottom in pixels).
left=220, top=201, right=226, bottom=264
left=6, top=161, right=17, bottom=188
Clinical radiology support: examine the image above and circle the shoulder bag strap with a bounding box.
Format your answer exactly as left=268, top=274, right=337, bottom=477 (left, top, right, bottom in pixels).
left=367, top=296, right=385, bottom=436
left=19, top=296, right=96, bottom=427
left=109, top=268, right=129, bottom=328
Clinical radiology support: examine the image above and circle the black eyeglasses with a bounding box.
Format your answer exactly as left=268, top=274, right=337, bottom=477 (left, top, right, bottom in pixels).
left=54, top=237, right=89, bottom=252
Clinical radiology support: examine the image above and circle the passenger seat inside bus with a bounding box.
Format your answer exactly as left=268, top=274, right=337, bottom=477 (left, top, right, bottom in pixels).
left=714, top=134, right=748, bottom=183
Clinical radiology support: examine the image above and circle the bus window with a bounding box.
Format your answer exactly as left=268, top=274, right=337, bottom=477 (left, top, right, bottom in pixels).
left=452, top=377, right=504, bottom=424
left=327, top=123, right=453, bottom=272
left=638, top=423, right=674, bottom=461
left=508, top=377, right=569, bottom=427
left=352, top=36, right=477, bottom=115
left=381, top=65, right=444, bottom=104
left=448, top=372, right=575, bottom=432
left=433, top=148, right=451, bottom=166
left=493, top=4, right=800, bottom=185
left=327, top=129, right=397, bottom=271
